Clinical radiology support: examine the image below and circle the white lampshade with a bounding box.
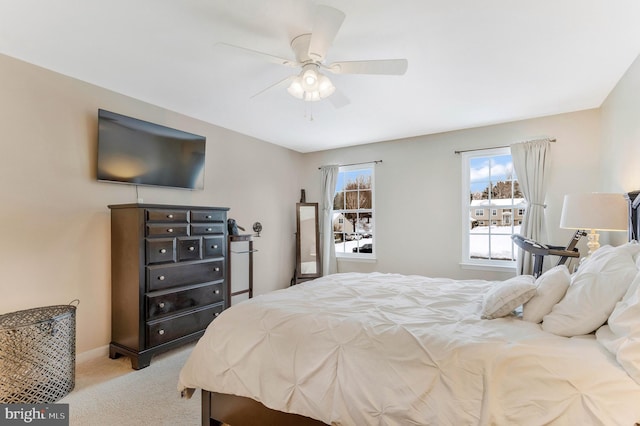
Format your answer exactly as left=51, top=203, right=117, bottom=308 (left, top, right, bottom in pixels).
left=560, top=193, right=628, bottom=231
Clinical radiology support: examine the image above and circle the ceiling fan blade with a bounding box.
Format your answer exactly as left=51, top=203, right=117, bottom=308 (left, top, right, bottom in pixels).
left=327, top=59, right=408, bottom=75
left=328, top=89, right=350, bottom=109
left=249, top=75, right=296, bottom=99
left=216, top=42, right=299, bottom=68
left=308, top=5, right=345, bottom=61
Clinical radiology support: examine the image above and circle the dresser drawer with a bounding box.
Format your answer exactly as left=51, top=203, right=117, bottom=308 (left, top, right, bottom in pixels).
left=147, top=223, right=189, bottom=237
left=146, top=209, right=188, bottom=223
left=191, top=223, right=225, bottom=235
left=191, top=210, right=226, bottom=223
left=146, top=238, right=176, bottom=264
left=178, top=237, right=202, bottom=261
left=146, top=282, right=224, bottom=320
left=147, top=260, right=224, bottom=291
left=147, top=304, right=223, bottom=347
left=203, top=236, right=225, bottom=258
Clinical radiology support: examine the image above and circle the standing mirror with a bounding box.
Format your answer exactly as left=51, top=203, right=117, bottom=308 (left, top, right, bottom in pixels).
left=295, top=203, right=322, bottom=283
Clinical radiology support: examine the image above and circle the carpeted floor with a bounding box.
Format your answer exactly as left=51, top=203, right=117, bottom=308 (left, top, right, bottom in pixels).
left=59, top=343, right=200, bottom=426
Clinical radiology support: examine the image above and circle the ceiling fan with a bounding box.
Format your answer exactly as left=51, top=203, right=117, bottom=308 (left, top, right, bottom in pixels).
left=218, top=5, right=408, bottom=107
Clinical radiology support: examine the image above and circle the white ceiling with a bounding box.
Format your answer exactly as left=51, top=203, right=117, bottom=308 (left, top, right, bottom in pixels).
left=1, top=0, right=639, bottom=153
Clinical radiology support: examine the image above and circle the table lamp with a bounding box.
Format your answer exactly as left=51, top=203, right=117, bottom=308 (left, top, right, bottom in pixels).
left=559, top=193, right=628, bottom=255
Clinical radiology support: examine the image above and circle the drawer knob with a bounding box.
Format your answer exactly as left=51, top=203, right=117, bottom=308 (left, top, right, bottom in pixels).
left=188, top=246, right=195, bottom=252
left=158, top=302, right=165, bottom=308
left=167, top=228, right=174, bottom=233
left=214, top=267, right=220, bottom=272
left=206, top=215, right=212, bottom=219
left=167, top=214, right=174, bottom=219
left=158, top=329, right=165, bottom=335
left=206, top=228, right=213, bottom=232
left=158, top=275, right=165, bottom=281
left=212, top=244, right=218, bottom=249
left=160, top=248, right=167, bottom=254
left=214, top=289, right=220, bottom=295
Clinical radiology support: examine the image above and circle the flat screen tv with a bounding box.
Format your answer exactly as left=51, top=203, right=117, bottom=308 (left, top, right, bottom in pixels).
left=97, top=109, right=206, bottom=190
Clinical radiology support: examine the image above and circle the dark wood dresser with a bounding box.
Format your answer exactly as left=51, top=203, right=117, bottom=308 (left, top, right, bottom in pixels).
left=108, top=203, right=229, bottom=369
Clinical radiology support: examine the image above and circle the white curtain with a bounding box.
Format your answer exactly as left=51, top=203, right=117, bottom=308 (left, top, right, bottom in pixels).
left=320, top=165, right=339, bottom=276
left=511, top=138, right=552, bottom=275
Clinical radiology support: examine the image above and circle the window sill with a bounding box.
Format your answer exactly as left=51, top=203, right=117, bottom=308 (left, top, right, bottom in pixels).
left=459, top=262, right=516, bottom=273
left=337, top=256, right=377, bottom=264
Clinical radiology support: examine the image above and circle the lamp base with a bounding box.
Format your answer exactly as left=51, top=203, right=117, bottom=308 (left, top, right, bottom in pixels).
left=586, top=230, right=600, bottom=255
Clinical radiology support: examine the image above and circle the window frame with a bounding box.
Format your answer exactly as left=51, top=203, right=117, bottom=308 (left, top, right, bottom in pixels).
left=461, top=147, right=520, bottom=271
left=333, top=164, right=376, bottom=260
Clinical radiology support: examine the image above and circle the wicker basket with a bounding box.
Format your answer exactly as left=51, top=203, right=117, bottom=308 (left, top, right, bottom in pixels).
left=0, top=303, right=77, bottom=403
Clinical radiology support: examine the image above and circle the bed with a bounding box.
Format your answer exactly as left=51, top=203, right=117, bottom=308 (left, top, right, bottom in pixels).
left=178, top=258, right=640, bottom=425
left=179, top=245, right=640, bottom=425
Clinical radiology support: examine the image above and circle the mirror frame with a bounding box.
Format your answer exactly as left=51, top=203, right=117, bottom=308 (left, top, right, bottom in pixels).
left=295, top=202, right=322, bottom=282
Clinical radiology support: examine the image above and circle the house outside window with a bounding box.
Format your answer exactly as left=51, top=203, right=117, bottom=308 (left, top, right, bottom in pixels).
left=333, top=165, right=375, bottom=258
left=462, top=147, right=525, bottom=269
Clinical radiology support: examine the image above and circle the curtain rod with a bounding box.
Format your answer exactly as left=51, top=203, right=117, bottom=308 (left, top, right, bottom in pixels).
left=318, top=160, right=382, bottom=170
left=454, top=138, right=556, bottom=155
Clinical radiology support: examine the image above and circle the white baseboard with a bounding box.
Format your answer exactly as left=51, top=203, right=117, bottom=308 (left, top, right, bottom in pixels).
left=76, top=344, right=109, bottom=364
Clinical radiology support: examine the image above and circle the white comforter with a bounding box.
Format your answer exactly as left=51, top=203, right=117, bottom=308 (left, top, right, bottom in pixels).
left=178, top=272, right=640, bottom=425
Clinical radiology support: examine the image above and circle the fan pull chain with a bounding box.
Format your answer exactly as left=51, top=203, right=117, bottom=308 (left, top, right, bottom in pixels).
left=303, top=101, right=314, bottom=121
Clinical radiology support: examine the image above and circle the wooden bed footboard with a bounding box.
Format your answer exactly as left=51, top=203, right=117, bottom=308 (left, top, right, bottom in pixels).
left=202, top=390, right=328, bottom=426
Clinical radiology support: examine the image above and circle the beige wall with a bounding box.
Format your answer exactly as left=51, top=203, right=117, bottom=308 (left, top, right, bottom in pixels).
left=0, top=54, right=303, bottom=354
left=601, top=53, right=640, bottom=246
left=300, top=109, right=603, bottom=281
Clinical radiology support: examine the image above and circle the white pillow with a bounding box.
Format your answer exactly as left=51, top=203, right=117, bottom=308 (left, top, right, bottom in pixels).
left=522, top=265, right=571, bottom=323
left=542, top=243, right=640, bottom=337
left=481, top=275, right=536, bottom=319
left=596, top=272, right=640, bottom=384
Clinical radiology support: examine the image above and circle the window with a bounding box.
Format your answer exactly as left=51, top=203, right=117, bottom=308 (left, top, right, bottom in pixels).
left=462, top=147, right=525, bottom=268
left=333, top=165, right=375, bottom=258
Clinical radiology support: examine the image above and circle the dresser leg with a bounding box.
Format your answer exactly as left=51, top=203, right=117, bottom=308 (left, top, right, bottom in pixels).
left=109, top=343, right=152, bottom=369
left=132, top=353, right=152, bottom=370
left=108, top=345, right=120, bottom=359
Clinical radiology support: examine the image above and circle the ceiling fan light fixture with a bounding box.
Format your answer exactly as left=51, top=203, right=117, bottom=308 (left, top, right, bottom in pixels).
left=303, top=69, right=317, bottom=87
left=287, top=68, right=335, bottom=102
left=317, top=74, right=335, bottom=98
left=287, top=78, right=305, bottom=99
left=304, top=91, right=320, bottom=102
